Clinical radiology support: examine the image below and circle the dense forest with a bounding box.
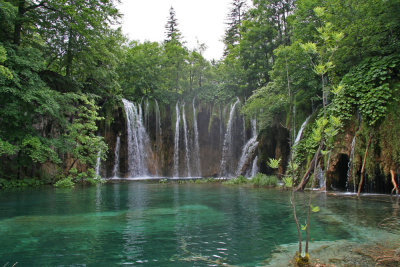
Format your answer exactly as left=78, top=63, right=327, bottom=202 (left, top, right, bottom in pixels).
left=0, top=0, right=399, bottom=192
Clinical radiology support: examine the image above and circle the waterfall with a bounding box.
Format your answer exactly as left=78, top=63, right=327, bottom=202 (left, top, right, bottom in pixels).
left=122, top=98, right=151, bottom=177
left=236, top=118, right=259, bottom=176
left=294, top=116, right=311, bottom=146
left=317, top=162, right=325, bottom=188
left=251, top=156, right=259, bottom=177
left=192, top=99, right=201, bottom=177
left=220, top=98, right=240, bottom=177
left=155, top=99, right=162, bottom=177
left=182, top=104, right=192, bottom=177
left=95, top=150, right=101, bottom=177
left=155, top=99, right=162, bottom=145
left=173, top=102, right=180, bottom=177
left=251, top=117, right=257, bottom=137
left=346, top=135, right=357, bottom=192
left=112, top=136, right=121, bottom=178
left=145, top=98, right=150, bottom=130
left=242, top=116, right=246, bottom=146
left=219, top=105, right=224, bottom=145
left=235, top=136, right=259, bottom=176
left=323, top=151, right=331, bottom=190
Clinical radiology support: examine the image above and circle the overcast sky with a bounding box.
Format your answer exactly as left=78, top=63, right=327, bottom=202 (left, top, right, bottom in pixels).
left=117, top=0, right=249, bottom=61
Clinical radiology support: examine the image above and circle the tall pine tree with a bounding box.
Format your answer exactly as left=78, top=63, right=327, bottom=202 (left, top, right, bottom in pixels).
left=164, top=6, right=182, bottom=43
left=223, top=0, right=247, bottom=55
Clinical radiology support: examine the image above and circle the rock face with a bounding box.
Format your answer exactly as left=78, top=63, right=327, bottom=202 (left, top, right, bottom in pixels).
left=325, top=118, right=397, bottom=194
left=257, top=125, right=290, bottom=177
left=98, top=99, right=273, bottom=178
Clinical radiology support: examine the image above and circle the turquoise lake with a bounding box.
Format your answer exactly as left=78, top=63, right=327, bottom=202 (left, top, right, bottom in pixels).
left=0, top=182, right=399, bottom=266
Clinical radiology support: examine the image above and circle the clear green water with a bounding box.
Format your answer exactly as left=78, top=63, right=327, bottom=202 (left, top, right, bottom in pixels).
left=0, top=182, right=398, bottom=266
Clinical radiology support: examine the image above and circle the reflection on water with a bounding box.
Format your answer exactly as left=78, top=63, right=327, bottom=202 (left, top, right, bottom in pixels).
left=0, top=183, right=398, bottom=266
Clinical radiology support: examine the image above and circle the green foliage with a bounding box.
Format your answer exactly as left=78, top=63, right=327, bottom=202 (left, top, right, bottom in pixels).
left=86, top=176, right=106, bottom=186
left=242, top=82, right=288, bottom=130
left=267, top=158, right=281, bottom=169
left=332, top=55, right=400, bottom=127
left=222, top=175, right=248, bottom=185
left=0, top=138, right=16, bottom=156
left=250, top=173, right=278, bottom=187
left=298, top=114, right=342, bottom=160
left=0, top=44, right=12, bottom=79
left=282, top=177, right=293, bottom=188
left=22, top=136, right=60, bottom=164
left=310, top=204, right=320, bottom=213
left=0, top=178, right=44, bottom=189
left=222, top=174, right=278, bottom=187
left=63, top=94, right=108, bottom=170
left=54, top=177, right=75, bottom=188
left=195, top=178, right=218, bottom=184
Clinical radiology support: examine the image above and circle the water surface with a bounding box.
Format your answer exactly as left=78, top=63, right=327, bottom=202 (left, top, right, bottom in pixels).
left=0, top=182, right=398, bottom=266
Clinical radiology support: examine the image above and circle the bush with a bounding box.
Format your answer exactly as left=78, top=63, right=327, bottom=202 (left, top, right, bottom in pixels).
left=0, top=178, right=45, bottom=189
left=250, top=173, right=278, bottom=187
left=195, top=177, right=218, bottom=184
left=223, top=175, right=249, bottom=185
left=85, top=177, right=106, bottom=185
left=54, top=177, right=75, bottom=188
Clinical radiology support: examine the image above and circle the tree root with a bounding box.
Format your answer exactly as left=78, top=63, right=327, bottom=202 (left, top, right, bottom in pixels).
left=390, top=170, right=399, bottom=195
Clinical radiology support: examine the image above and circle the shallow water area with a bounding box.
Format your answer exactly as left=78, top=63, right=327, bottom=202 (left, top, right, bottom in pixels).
left=0, top=182, right=399, bottom=266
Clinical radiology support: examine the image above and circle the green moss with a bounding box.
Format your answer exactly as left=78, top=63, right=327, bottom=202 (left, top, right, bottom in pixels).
left=294, top=252, right=310, bottom=267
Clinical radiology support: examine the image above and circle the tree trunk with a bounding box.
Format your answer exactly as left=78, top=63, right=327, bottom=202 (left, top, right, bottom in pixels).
left=295, top=144, right=322, bottom=191
left=305, top=143, right=320, bottom=254
left=291, top=190, right=302, bottom=255
left=65, top=29, right=74, bottom=77
left=391, top=170, right=399, bottom=195
left=14, top=0, right=26, bottom=46
left=357, top=133, right=372, bottom=197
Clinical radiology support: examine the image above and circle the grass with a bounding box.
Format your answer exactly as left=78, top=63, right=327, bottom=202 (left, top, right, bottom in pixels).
left=250, top=173, right=278, bottom=187
left=222, top=173, right=279, bottom=187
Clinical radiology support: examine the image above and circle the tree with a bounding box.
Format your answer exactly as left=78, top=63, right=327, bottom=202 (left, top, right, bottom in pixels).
left=295, top=7, right=343, bottom=191
left=119, top=41, right=164, bottom=98
left=188, top=42, right=209, bottom=91
left=63, top=94, right=107, bottom=175
left=0, top=0, right=120, bottom=183
left=162, top=7, right=188, bottom=94
left=227, top=0, right=296, bottom=96
left=164, top=6, right=182, bottom=44
left=223, top=0, right=247, bottom=55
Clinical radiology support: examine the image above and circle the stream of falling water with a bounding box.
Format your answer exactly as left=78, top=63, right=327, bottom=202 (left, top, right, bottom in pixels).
left=294, top=116, right=311, bottom=146
left=95, top=150, right=101, bottom=177
left=155, top=99, right=162, bottom=177
left=182, top=104, right=192, bottom=177
left=220, top=98, right=240, bottom=177
left=251, top=156, right=259, bottom=177
left=173, top=102, right=180, bottom=178
left=192, top=99, right=201, bottom=177
left=112, top=136, right=120, bottom=178
left=122, top=99, right=150, bottom=177
left=236, top=118, right=258, bottom=176
left=346, top=135, right=357, bottom=192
